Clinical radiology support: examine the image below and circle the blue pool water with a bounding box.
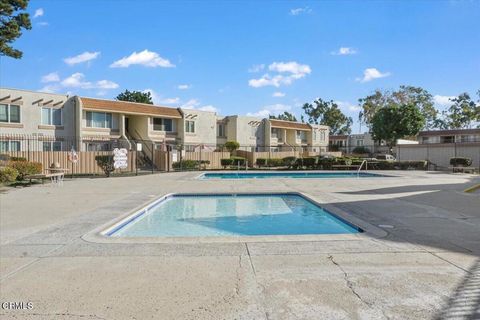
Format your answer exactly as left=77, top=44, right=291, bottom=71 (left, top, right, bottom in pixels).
left=107, top=194, right=361, bottom=237
left=200, top=172, right=383, bottom=179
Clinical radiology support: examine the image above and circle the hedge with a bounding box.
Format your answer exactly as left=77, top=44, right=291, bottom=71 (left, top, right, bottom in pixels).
left=352, top=146, right=370, bottom=154
left=282, top=157, right=297, bottom=168
left=256, top=158, right=268, bottom=167
left=0, top=167, right=19, bottom=183
left=172, top=160, right=211, bottom=170
left=231, top=156, right=246, bottom=166
left=7, top=160, right=43, bottom=180
left=450, top=157, right=472, bottom=167
left=221, top=158, right=234, bottom=168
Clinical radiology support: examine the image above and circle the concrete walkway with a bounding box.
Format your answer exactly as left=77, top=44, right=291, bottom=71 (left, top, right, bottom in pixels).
left=1, top=171, right=479, bottom=319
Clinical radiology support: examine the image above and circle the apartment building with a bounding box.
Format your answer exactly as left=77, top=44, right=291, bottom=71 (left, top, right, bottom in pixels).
left=329, top=132, right=389, bottom=154
left=264, top=119, right=329, bottom=152
left=0, top=88, right=329, bottom=154
left=417, top=129, right=480, bottom=144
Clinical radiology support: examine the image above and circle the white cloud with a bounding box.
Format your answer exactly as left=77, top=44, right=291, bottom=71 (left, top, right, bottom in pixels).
left=268, top=61, right=311, bottom=75
left=110, top=49, right=175, bottom=68
left=199, top=105, right=219, bottom=112
left=249, top=61, right=311, bottom=88
left=247, top=104, right=291, bottom=117
left=248, top=64, right=265, bottom=73
left=41, top=72, right=60, bottom=83
left=64, top=51, right=100, bottom=65
left=180, top=99, right=200, bottom=109
left=37, top=22, right=48, bottom=27
left=96, top=80, right=119, bottom=89
left=331, top=47, right=357, bottom=55
left=433, top=95, right=455, bottom=106
left=272, top=92, right=286, bottom=97
left=61, top=73, right=91, bottom=88
left=33, top=8, right=44, bottom=18
left=47, top=73, right=119, bottom=90
left=177, top=84, right=191, bottom=90
left=335, top=101, right=361, bottom=112
left=290, top=7, right=312, bottom=16
left=40, top=85, right=59, bottom=93
left=143, top=89, right=179, bottom=105
left=356, top=68, right=391, bottom=83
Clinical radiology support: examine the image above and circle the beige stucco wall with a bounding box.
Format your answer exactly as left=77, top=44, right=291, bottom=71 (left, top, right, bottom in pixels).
left=0, top=88, right=76, bottom=138
left=179, top=109, right=217, bottom=146
left=222, top=115, right=264, bottom=147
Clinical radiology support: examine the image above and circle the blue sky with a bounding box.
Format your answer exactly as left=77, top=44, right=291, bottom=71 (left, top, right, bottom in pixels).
left=2, top=0, right=479, bottom=132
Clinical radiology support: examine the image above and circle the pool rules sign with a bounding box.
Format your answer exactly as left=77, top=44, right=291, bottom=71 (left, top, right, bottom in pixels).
left=113, top=148, right=128, bottom=169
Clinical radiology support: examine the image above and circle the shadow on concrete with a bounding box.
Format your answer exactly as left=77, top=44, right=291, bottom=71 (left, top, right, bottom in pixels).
left=433, top=259, right=480, bottom=320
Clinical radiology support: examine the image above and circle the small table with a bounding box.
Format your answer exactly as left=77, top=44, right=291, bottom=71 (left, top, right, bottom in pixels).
left=46, top=168, right=69, bottom=185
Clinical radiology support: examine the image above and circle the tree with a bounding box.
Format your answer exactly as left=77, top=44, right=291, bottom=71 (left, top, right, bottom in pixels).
left=116, top=90, right=153, bottom=104
left=0, top=0, right=32, bottom=59
left=302, top=99, right=352, bottom=135
left=359, top=86, right=440, bottom=130
left=371, top=104, right=425, bottom=149
left=224, top=141, right=240, bottom=153
left=269, top=112, right=297, bottom=122
left=442, top=93, right=477, bottom=129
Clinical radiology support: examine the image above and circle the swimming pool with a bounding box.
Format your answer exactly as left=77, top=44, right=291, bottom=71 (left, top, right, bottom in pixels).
left=199, top=172, right=384, bottom=179
left=105, top=193, right=361, bottom=237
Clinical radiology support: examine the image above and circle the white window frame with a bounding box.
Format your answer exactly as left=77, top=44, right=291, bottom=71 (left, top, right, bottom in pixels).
left=217, top=123, right=225, bottom=137
left=185, top=120, right=195, bottom=133
left=0, top=104, right=21, bottom=123
left=86, top=111, right=113, bottom=129
left=153, top=118, right=174, bottom=132
left=42, top=107, right=63, bottom=126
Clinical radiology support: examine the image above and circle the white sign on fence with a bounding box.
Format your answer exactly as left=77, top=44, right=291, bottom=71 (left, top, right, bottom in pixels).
left=113, top=148, right=128, bottom=169
left=172, top=151, right=178, bottom=162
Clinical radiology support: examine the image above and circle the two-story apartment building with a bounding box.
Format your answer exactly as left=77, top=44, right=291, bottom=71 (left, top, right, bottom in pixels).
left=1, top=88, right=330, bottom=155
left=264, top=119, right=329, bottom=152
left=417, top=129, right=480, bottom=144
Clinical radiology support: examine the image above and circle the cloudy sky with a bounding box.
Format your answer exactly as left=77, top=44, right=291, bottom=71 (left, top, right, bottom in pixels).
left=3, top=1, right=479, bottom=132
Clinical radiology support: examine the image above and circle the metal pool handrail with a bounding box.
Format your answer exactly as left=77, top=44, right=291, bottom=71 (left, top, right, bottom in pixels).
left=357, top=160, right=367, bottom=177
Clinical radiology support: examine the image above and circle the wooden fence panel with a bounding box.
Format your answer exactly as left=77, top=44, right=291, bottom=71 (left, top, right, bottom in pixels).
left=183, top=151, right=231, bottom=169
left=6, top=151, right=136, bottom=175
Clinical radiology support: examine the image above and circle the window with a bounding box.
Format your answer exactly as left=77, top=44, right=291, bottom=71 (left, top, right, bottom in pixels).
left=217, top=123, right=226, bottom=137
left=440, top=136, right=454, bottom=143
left=271, top=128, right=279, bottom=138
left=250, top=125, right=257, bottom=137
left=0, top=104, right=20, bottom=123
left=356, top=139, right=364, bottom=146
left=86, top=111, right=112, bottom=128
left=85, top=142, right=111, bottom=151
left=186, top=120, right=195, bottom=133
left=42, top=107, right=62, bottom=125
left=0, top=140, right=20, bottom=152
left=153, top=118, right=173, bottom=132
left=296, top=130, right=306, bottom=142
left=320, top=131, right=326, bottom=141
left=43, top=141, right=62, bottom=151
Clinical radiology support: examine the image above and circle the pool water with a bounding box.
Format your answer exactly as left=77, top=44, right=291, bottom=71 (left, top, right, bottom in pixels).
left=107, top=194, right=361, bottom=237
left=200, top=172, right=383, bottom=179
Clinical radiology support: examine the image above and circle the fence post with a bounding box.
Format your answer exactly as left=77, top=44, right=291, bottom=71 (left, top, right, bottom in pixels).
left=151, top=142, right=154, bottom=174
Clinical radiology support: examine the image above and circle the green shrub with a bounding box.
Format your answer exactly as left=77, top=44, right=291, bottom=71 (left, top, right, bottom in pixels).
left=231, top=156, right=246, bottom=166
left=352, top=146, right=370, bottom=154
left=302, top=157, right=317, bottom=169
left=0, top=154, right=10, bottom=161
left=396, top=161, right=427, bottom=170
left=95, top=155, right=115, bottom=177
left=329, top=145, right=340, bottom=151
left=282, top=157, right=297, bottom=168
left=256, top=158, right=268, bottom=167
left=450, top=157, right=472, bottom=167
left=0, top=167, right=19, bottom=183
left=375, top=161, right=396, bottom=170
left=7, top=161, right=42, bottom=180
left=317, top=157, right=335, bottom=170
left=266, top=158, right=283, bottom=167
left=221, top=158, right=234, bottom=168
left=172, top=160, right=200, bottom=170
left=224, top=141, right=240, bottom=153
left=9, top=156, right=27, bottom=161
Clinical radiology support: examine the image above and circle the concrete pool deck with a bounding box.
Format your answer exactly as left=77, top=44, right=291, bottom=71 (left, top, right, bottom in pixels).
left=1, top=171, right=479, bottom=319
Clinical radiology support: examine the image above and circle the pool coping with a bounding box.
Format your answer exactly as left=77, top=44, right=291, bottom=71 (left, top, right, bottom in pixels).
left=82, top=191, right=388, bottom=244
left=195, top=170, right=398, bottom=180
